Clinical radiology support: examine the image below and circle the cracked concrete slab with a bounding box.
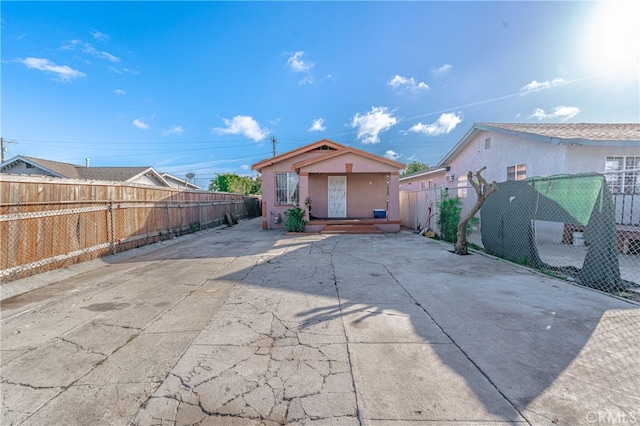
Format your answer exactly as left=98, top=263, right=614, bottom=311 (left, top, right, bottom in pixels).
left=1, top=382, right=62, bottom=425
left=2, top=218, right=639, bottom=425
left=78, top=331, right=198, bottom=385
left=19, top=383, right=156, bottom=426
left=2, top=339, right=105, bottom=388
left=60, top=321, right=141, bottom=357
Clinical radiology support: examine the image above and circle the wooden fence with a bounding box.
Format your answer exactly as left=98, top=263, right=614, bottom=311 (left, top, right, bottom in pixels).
left=0, top=175, right=261, bottom=283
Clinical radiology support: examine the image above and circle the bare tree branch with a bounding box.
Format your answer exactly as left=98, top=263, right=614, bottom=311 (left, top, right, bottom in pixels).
left=454, top=167, right=498, bottom=255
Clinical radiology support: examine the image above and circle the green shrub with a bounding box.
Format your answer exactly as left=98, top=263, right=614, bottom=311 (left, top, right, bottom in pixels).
left=437, top=192, right=462, bottom=243
left=284, top=207, right=307, bottom=232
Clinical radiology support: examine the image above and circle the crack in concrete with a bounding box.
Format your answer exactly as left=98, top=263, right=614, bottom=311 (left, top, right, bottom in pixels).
left=1, top=380, right=62, bottom=391
left=57, top=336, right=109, bottom=358
left=92, top=321, right=143, bottom=331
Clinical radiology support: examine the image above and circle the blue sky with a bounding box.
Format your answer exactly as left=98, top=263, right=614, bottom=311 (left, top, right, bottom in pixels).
left=2, top=1, right=638, bottom=187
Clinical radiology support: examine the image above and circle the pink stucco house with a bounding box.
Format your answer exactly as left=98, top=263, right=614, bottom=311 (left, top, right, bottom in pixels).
left=252, top=139, right=405, bottom=233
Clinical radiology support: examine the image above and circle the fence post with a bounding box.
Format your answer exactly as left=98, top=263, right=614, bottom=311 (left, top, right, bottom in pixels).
left=108, top=201, right=116, bottom=255
left=165, top=202, right=172, bottom=237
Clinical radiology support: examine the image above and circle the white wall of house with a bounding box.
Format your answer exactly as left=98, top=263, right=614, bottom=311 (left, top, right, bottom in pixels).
left=447, top=130, right=568, bottom=185
left=400, top=171, right=446, bottom=192
left=564, top=145, right=640, bottom=174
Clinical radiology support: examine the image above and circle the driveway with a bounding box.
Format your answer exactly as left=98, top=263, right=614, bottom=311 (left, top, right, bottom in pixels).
left=1, top=218, right=639, bottom=425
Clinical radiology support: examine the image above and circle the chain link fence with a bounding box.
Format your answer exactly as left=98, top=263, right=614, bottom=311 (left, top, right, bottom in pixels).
left=0, top=175, right=261, bottom=284
left=401, top=172, right=640, bottom=300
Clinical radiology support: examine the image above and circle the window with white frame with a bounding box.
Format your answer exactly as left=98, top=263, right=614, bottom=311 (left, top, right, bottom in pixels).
left=605, top=156, right=640, bottom=194
left=275, top=173, right=299, bottom=205
left=507, top=164, right=527, bottom=181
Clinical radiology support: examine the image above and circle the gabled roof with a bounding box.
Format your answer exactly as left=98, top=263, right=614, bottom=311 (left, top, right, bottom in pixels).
left=291, top=146, right=405, bottom=171
left=161, top=173, right=201, bottom=189
left=252, top=139, right=405, bottom=172
left=438, top=122, right=640, bottom=167
left=252, top=139, right=343, bottom=172
left=0, top=155, right=172, bottom=187
left=10, top=156, right=80, bottom=178
left=478, top=122, right=640, bottom=141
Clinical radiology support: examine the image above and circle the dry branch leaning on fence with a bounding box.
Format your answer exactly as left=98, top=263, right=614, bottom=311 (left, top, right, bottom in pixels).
left=454, top=167, right=498, bottom=255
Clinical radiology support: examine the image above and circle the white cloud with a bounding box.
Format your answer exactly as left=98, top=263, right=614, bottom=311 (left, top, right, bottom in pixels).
left=90, top=30, right=110, bottom=42
left=62, top=39, right=120, bottom=63
left=113, top=89, right=126, bottom=95
left=213, top=115, right=269, bottom=142
left=308, top=118, right=326, bottom=132
left=83, top=43, right=120, bottom=62
left=519, top=77, right=566, bottom=94
left=388, top=74, right=430, bottom=91
left=132, top=118, right=149, bottom=129
left=432, top=64, right=452, bottom=74
left=240, top=165, right=250, bottom=171
left=528, top=105, right=580, bottom=121
left=384, top=150, right=401, bottom=161
left=18, top=57, right=86, bottom=82
left=286, top=51, right=315, bottom=85
left=287, top=51, right=314, bottom=72
left=350, top=106, right=398, bottom=144
left=409, top=112, right=462, bottom=136
left=109, top=66, right=139, bottom=75
left=162, top=125, right=184, bottom=136
left=298, top=74, right=314, bottom=85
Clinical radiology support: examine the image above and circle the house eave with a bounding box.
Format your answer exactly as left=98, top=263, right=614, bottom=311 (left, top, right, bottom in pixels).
left=399, top=167, right=448, bottom=181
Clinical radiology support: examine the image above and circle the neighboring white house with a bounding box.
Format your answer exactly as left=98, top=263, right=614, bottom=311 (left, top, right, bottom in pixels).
left=438, top=122, right=639, bottom=190
left=401, top=122, right=639, bottom=193
left=399, top=122, right=640, bottom=229
left=399, top=166, right=448, bottom=192
left=0, top=155, right=201, bottom=189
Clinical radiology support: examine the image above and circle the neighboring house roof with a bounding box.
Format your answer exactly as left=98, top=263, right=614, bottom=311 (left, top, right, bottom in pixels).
left=0, top=155, right=173, bottom=187
left=252, top=139, right=405, bottom=172
left=399, top=166, right=448, bottom=182
left=438, top=122, right=640, bottom=167
left=161, top=173, right=201, bottom=190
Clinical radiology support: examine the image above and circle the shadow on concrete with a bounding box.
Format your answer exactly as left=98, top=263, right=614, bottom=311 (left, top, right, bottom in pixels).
left=3, top=217, right=639, bottom=423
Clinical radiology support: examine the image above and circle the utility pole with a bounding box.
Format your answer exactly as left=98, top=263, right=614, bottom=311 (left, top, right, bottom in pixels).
left=1, top=138, right=17, bottom=163
left=271, top=136, right=277, bottom=157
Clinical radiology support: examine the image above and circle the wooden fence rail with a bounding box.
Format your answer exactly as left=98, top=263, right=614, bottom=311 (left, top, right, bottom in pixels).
left=0, top=175, right=260, bottom=283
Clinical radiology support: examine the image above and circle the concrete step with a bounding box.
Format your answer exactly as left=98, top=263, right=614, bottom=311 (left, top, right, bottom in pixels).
left=320, top=224, right=381, bottom=234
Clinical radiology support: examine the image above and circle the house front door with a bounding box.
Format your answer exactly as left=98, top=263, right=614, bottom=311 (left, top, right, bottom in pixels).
left=328, top=176, right=347, bottom=218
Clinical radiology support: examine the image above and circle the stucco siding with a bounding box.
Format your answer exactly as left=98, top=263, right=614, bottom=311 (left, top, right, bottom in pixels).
left=347, top=174, right=389, bottom=217
left=564, top=145, right=640, bottom=174
left=448, top=130, right=568, bottom=184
